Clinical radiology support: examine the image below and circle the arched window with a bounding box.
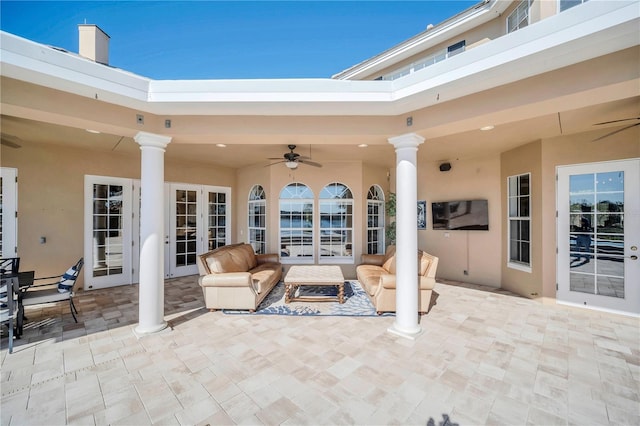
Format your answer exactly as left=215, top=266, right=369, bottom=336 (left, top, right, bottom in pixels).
left=319, top=182, right=353, bottom=261
left=248, top=185, right=266, bottom=254
left=279, top=183, right=314, bottom=262
left=367, top=185, right=385, bottom=254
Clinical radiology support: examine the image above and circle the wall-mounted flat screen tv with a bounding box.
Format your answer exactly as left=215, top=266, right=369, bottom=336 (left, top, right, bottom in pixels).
left=431, top=199, right=489, bottom=230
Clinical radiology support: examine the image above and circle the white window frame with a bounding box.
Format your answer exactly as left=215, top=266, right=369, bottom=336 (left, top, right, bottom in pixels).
left=319, top=182, right=354, bottom=264
left=381, top=41, right=464, bottom=81
left=508, top=173, right=532, bottom=272
left=279, top=182, right=314, bottom=264
left=248, top=185, right=267, bottom=255
left=366, top=185, right=385, bottom=255
left=1, top=168, right=18, bottom=258
left=559, top=0, right=589, bottom=13
left=507, top=0, right=531, bottom=33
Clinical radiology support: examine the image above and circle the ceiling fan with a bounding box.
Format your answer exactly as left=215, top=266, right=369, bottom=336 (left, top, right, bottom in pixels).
left=1, top=133, right=22, bottom=149
left=592, top=117, right=640, bottom=142
left=267, top=145, right=322, bottom=169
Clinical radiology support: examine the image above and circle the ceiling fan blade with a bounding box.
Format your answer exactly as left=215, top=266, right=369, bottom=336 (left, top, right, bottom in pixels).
left=299, top=160, right=322, bottom=168
left=264, top=160, right=286, bottom=167
left=592, top=122, right=640, bottom=142
left=1, top=134, right=22, bottom=149
left=593, top=117, right=640, bottom=126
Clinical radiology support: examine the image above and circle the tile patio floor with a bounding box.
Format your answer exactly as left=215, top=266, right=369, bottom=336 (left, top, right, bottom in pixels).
left=1, top=276, right=639, bottom=425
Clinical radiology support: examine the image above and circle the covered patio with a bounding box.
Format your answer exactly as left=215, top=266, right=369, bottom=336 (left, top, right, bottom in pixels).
left=2, top=275, right=638, bottom=425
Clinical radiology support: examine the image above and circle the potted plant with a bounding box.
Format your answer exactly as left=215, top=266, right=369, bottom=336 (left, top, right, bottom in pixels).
left=386, top=192, right=396, bottom=246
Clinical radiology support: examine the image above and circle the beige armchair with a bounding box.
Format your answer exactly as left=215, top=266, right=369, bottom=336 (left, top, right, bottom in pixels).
left=356, top=245, right=438, bottom=314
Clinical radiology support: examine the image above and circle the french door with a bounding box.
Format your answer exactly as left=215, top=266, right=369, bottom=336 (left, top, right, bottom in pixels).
left=557, top=159, right=640, bottom=316
left=167, top=184, right=201, bottom=277
left=165, top=184, right=230, bottom=278
left=0, top=167, right=18, bottom=258
left=85, top=176, right=231, bottom=288
left=84, top=175, right=133, bottom=290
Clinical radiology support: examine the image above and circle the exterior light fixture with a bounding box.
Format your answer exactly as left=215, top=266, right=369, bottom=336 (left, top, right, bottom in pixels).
left=285, top=161, right=298, bottom=169
left=480, top=125, right=495, bottom=131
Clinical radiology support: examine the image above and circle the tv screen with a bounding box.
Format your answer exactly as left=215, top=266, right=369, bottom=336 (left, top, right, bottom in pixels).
left=431, top=200, right=489, bottom=230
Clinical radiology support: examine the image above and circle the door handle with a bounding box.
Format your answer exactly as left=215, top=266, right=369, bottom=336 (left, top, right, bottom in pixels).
left=629, top=255, right=638, bottom=261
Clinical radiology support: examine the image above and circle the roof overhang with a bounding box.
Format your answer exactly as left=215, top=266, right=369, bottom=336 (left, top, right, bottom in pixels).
left=1, top=1, right=638, bottom=117
left=331, top=0, right=507, bottom=80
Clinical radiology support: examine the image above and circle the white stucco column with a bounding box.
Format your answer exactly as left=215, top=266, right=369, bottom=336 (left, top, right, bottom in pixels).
left=134, top=131, right=171, bottom=336
left=388, top=133, right=424, bottom=340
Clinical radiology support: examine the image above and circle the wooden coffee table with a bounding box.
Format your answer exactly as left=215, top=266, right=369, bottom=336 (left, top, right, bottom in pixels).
left=284, top=265, right=345, bottom=304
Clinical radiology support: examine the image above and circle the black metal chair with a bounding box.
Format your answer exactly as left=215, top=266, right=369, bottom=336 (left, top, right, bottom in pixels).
left=1, top=272, right=20, bottom=353
left=0, top=257, right=20, bottom=275
left=21, top=258, right=84, bottom=323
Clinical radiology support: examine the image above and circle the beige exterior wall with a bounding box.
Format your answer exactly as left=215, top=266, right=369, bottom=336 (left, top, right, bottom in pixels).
left=358, top=0, right=574, bottom=82
left=501, top=140, right=543, bottom=299
left=2, top=141, right=235, bottom=280
left=361, top=13, right=505, bottom=81
left=419, top=154, right=502, bottom=287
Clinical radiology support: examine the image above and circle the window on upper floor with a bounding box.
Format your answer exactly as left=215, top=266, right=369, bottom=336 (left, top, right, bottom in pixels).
left=248, top=185, right=266, bottom=255
left=507, top=0, right=531, bottom=33
left=560, top=0, right=589, bottom=12
left=379, top=40, right=465, bottom=81
left=279, top=182, right=314, bottom=262
left=508, top=173, right=531, bottom=271
left=366, top=185, right=385, bottom=255
left=319, top=182, right=353, bottom=262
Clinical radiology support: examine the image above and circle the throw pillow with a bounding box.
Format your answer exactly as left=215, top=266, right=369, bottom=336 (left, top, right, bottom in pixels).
left=58, top=267, right=77, bottom=293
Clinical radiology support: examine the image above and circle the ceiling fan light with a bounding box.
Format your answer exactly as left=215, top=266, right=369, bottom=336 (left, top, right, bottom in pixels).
left=285, top=161, right=298, bottom=169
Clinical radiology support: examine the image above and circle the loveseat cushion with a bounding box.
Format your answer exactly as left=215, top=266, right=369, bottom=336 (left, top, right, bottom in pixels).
left=238, top=244, right=259, bottom=270
left=206, top=244, right=258, bottom=273
left=357, top=264, right=384, bottom=296
left=250, top=263, right=281, bottom=294
left=382, top=245, right=396, bottom=273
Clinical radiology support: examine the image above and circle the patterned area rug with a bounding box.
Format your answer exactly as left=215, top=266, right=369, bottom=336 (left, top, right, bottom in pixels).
left=224, top=281, right=390, bottom=316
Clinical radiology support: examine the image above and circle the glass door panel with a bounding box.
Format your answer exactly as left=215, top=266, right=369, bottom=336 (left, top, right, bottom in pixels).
left=207, top=191, right=227, bottom=251
left=166, top=184, right=230, bottom=278
left=0, top=168, right=18, bottom=258
left=558, top=160, right=639, bottom=315
left=84, top=175, right=132, bottom=289
left=168, top=184, right=200, bottom=277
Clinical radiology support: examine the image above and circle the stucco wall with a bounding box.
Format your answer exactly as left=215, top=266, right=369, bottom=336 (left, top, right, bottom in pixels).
left=501, top=140, right=543, bottom=299
left=2, top=140, right=235, bottom=280
left=419, top=154, right=502, bottom=287
left=363, top=12, right=505, bottom=81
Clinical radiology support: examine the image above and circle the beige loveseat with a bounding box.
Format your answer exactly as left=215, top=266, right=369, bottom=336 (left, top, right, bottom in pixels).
left=356, top=245, right=438, bottom=315
left=197, top=243, right=282, bottom=312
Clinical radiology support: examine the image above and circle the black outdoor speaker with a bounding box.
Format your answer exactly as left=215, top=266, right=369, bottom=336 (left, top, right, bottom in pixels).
left=439, top=162, right=452, bottom=172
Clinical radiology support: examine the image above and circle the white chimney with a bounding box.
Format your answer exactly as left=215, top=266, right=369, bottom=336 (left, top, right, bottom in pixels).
left=78, top=24, right=110, bottom=65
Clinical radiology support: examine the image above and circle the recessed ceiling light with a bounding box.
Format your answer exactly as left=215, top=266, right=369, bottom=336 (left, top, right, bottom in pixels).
left=86, top=129, right=101, bottom=134
left=358, top=144, right=368, bottom=148
left=480, top=125, right=495, bottom=131
left=216, top=143, right=227, bottom=148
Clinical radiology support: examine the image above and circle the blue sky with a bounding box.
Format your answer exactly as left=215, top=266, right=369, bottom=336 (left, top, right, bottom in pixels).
left=1, top=1, right=478, bottom=79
